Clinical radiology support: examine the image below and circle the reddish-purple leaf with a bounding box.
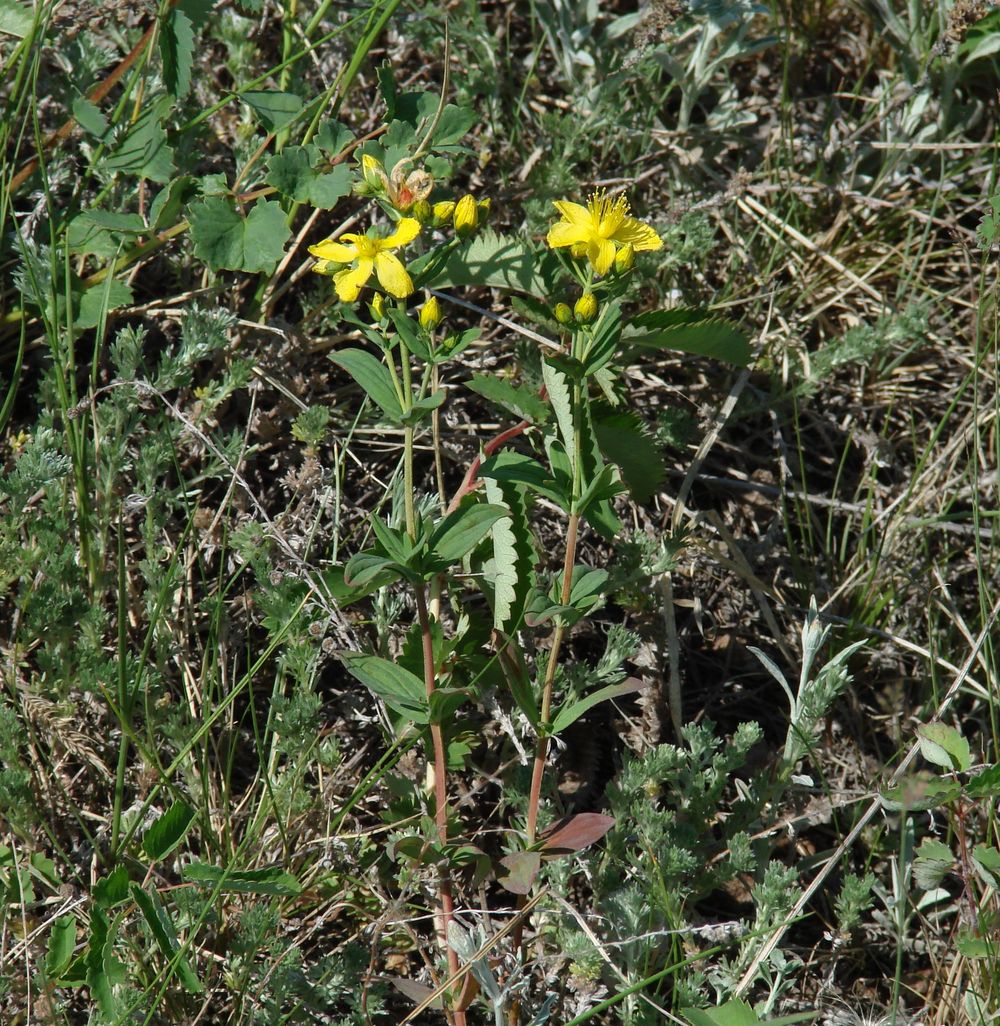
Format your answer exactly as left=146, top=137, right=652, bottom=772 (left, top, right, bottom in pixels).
left=497, top=851, right=541, bottom=894
left=540, top=813, right=615, bottom=855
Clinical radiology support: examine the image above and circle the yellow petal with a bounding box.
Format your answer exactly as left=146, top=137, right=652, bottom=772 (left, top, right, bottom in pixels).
left=309, top=239, right=357, bottom=263
left=589, top=238, right=617, bottom=276
left=552, top=199, right=591, bottom=227
left=547, top=221, right=590, bottom=249
left=382, top=217, right=421, bottom=248
left=613, top=217, right=663, bottom=251
left=373, top=251, right=413, bottom=297
left=334, top=259, right=373, bottom=302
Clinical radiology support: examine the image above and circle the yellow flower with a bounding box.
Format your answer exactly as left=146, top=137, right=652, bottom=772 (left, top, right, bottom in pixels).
left=309, top=218, right=420, bottom=303
left=546, top=191, right=661, bottom=275
left=453, top=194, right=479, bottom=236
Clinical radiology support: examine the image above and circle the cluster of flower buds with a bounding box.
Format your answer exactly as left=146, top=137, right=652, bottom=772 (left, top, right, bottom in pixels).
left=554, top=291, right=598, bottom=326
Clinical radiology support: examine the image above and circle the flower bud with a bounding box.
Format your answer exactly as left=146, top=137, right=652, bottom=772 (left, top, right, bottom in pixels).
left=574, top=292, right=598, bottom=323
left=370, top=293, right=387, bottom=320
left=419, top=295, right=442, bottom=331
left=614, top=243, right=635, bottom=273
left=453, top=194, right=479, bottom=236
left=361, top=153, right=387, bottom=190
left=554, top=302, right=573, bottom=325
left=411, top=198, right=431, bottom=223
left=432, top=200, right=456, bottom=226
left=477, top=197, right=491, bottom=223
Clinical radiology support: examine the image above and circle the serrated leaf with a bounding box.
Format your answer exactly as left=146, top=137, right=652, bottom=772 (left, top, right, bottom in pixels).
left=624, top=309, right=751, bottom=366
left=916, top=722, right=971, bottom=772
left=467, top=374, right=549, bottom=422
left=142, top=800, right=195, bottom=861
left=67, top=211, right=143, bottom=259
left=880, top=775, right=961, bottom=812
left=181, top=862, right=302, bottom=895
left=428, top=503, right=509, bottom=564
left=540, top=813, right=615, bottom=854
left=431, top=103, right=475, bottom=148
left=46, top=915, right=77, bottom=978
left=93, top=865, right=130, bottom=908
left=72, top=95, right=108, bottom=137
left=481, top=451, right=567, bottom=507
left=484, top=476, right=534, bottom=631
left=265, top=146, right=352, bottom=208
left=330, top=348, right=403, bottom=421
left=497, top=851, right=541, bottom=894
left=551, top=678, right=645, bottom=734
left=188, top=197, right=291, bottom=274
left=541, top=359, right=575, bottom=465
left=75, top=279, right=133, bottom=329
left=338, top=652, right=429, bottom=723
left=242, top=90, right=303, bottom=132
left=86, top=906, right=119, bottom=1015
left=413, top=230, right=559, bottom=298
left=593, top=407, right=663, bottom=502
left=913, top=839, right=954, bottom=890
left=160, top=7, right=194, bottom=99
left=130, top=883, right=203, bottom=993
left=967, top=764, right=1000, bottom=799
left=314, top=119, right=355, bottom=156
left=104, top=96, right=174, bottom=183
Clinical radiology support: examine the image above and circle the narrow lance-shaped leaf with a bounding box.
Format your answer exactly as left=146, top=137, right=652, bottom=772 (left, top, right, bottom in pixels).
left=142, top=801, right=195, bottom=861
left=623, top=309, right=751, bottom=366
left=129, top=883, right=203, bottom=993
left=331, top=348, right=404, bottom=422
left=428, top=503, right=510, bottom=564
left=182, top=862, right=303, bottom=895
left=338, top=652, right=429, bottom=723
left=550, top=678, right=646, bottom=735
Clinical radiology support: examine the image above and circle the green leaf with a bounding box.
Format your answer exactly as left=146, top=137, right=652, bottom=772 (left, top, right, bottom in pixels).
left=551, top=678, right=645, bottom=734
left=542, top=359, right=576, bottom=465
left=343, top=552, right=404, bottom=589
left=104, top=96, right=175, bottom=183
left=400, top=390, right=446, bottom=427
left=66, top=210, right=143, bottom=259
left=386, top=307, right=431, bottom=362
left=265, top=146, right=352, bottom=208
left=467, top=374, right=549, bottom=423
left=46, top=915, right=77, bottom=978
left=916, top=722, right=971, bottom=772
left=130, top=883, right=203, bottom=993
left=481, top=451, right=568, bottom=507
left=624, top=309, right=751, bottom=366
left=93, top=865, right=130, bottom=908
left=576, top=463, right=626, bottom=517
left=957, top=932, right=992, bottom=958
left=149, top=175, right=197, bottom=232
left=75, top=279, right=133, bottom=329
left=86, top=906, right=120, bottom=1015
left=483, top=476, right=535, bottom=631
left=581, top=299, right=622, bottom=374
left=142, top=800, right=195, bottom=861
left=242, top=90, right=304, bottom=132
left=182, top=862, right=302, bottom=895
left=681, top=1000, right=815, bottom=1026
left=160, top=7, right=194, bottom=99
left=967, top=764, right=1000, bottom=799
left=188, top=197, right=291, bottom=274
left=880, top=774, right=962, bottom=812
left=594, top=407, right=664, bottom=503
left=330, top=348, right=403, bottom=421
left=338, top=652, right=429, bottom=723
left=971, top=844, right=1000, bottom=889
left=72, top=95, right=108, bottom=138
left=0, top=0, right=34, bottom=38
left=314, top=119, right=355, bottom=156
left=428, top=503, right=510, bottom=564
left=370, top=515, right=417, bottom=565
left=913, top=839, right=954, bottom=890
left=412, top=230, right=560, bottom=298
left=431, top=103, right=476, bottom=148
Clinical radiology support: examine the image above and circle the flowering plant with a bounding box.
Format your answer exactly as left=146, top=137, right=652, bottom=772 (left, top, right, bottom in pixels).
left=307, top=99, right=750, bottom=1025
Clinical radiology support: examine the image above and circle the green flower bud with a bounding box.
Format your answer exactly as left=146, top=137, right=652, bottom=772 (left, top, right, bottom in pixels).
left=370, top=293, right=387, bottom=320
left=554, top=302, right=573, bottom=325
left=574, top=292, right=598, bottom=323
left=411, top=198, right=431, bottom=223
